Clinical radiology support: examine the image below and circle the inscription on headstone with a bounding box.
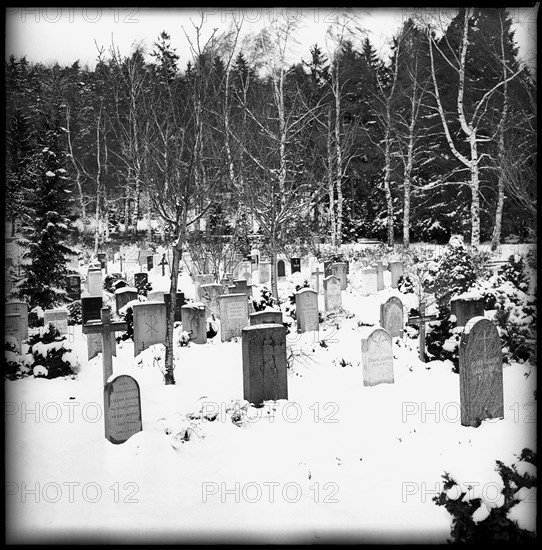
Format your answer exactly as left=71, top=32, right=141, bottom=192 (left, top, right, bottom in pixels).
left=132, top=302, right=167, bottom=356
left=103, top=375, right=142, bottom=444
left=218, top=294, right=249, bottom=342
left=361, top=327, right=394, bottom=386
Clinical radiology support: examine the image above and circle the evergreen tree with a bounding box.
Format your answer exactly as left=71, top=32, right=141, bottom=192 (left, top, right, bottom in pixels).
left=17, top=106, right=75, bottom=310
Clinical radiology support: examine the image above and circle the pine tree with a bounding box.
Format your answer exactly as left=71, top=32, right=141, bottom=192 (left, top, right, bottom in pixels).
left=17, top=106, right=75, bottom=310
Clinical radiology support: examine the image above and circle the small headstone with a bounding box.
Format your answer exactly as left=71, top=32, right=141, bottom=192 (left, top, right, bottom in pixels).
left=331, top=262, right=347, bottom=290
left=360, top=267, right=378, bottom=296
left=66, top=274, right=82, bottom=301
left=459, top=317, right=503, bottom=427
left=164, top=292, right=186, bottom=322
left=194, top=274, right=214, bottom=301
left=103, top=375, right=142, bottom=444
left=249, top=310, right=283, bottom=326
left=147, top=290, right=166, bottom=303
left=87, top=333, right=102, bottom=361
left=44, top=308, right=69, bottom=335
left=242, top=324, right=288, bottom=406
left=388, top=261, right=404, bottom=289
left=5, top=301, right=28, bottom=340
left=115, top=287, right=138, bottom=314
left=200, top=283, right=223, bottom=318
left=451, top=296, right=485, bottom=327
left=290, top=257, right=301, bottom=274
left=380, top=296, right=404, bottom=338
left=295, top=288, right=319, bottom=333
left=5, top=313, right=23, bottom=352
left=132, top=302, right=167, bottom=356
left=181, top=303, right=207, bottom=344
left=81, top=296, right=103, bottom=325
left=323, top=276, right=342, bottom=311
left=361, top=327, right=394, bottom=387
left=218, top=293, right=249, bottom=342
left=372, top=261, right=385, bottom=291
left=87, top=268, right=103, bottom=297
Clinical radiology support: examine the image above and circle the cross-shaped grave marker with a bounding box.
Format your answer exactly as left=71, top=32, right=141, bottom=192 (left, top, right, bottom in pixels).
left=82, top=307, right=127, bottom=384
left=159, top=253, right=169, bottom=276
left=407, top=300, right=437, bottom=362
left=311, top=266, right=322, bottom=294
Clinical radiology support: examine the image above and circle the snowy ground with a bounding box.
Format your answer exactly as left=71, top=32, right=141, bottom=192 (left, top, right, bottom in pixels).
left=5, top=260, right=537, bottom=544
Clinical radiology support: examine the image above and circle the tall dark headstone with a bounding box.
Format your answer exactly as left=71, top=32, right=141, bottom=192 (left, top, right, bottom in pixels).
left=164, top=292, right=186, bottom=322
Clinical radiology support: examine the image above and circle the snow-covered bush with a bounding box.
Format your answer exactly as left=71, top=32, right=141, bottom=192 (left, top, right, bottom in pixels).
left=28, top=306, right=44, bottom=328
left=116, top=306, right=134, bottom=343
left=501, top=254, right=530, bottom=293
left=66, top=300, right=82, bottom=325
left=252, top=286, right=277, bottom=312
left=433, top=448, right=536, bottom=543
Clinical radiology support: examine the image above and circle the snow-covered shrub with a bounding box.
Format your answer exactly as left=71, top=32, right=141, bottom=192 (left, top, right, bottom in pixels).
left=28, top=306, right=44, bottom=328
left=433, top=448, right=536, bottom=543
left=252, top=286, right=277, bottom=312
left=24, top=324, right=79, bottom=379
left=501, top=254, right=530, bottom=293
left=397, top=274, right=415, bottom=294
left=66, top=300, right=82, bottom=325
left=116, top=306, right=134, bottom=343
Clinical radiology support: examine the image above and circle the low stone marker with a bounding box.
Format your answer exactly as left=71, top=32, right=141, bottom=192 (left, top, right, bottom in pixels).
left=87, top=267, right=103, bottom=296
left=249, top=310, right=283, bottom=326
left=218, top=293, right=249, bottom=342
left=323, top=275, right=342, bottom=311
left=132, top=302, right=167, bottom=357
left=360, top=267, right=378, bottom=296
left=451, top=295, right=485, bottom=327
left=459, top=317, right=504, bottom=427
left=115, top=287, right=138, bottom=314
left=200, top=283, right=223, bottom=318
left=233, top=279, right=252, bottom=298
left=388, top=261, right=404, bottom=289
left=181, top=303, right=207, bottom=344
left=380, top=296, right=404, bottom=338
left=295, top=288, right=319, bottom=333
left=5, top=301, right=28, bottom=340
left=361, top=327, right=394, bottom=387
left=44, top=308, right=69, bottom=335
left=242, top=324, right=288, bottom=406
left=104, top=374, right=142, bottom=444
left=147, top=290, right=166, bottom=302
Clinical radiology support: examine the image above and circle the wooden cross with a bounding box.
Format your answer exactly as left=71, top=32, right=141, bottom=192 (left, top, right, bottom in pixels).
left=311, top=267, right=322, bottom=294
left=159, top=254, right=169, bottom=277
left=119, top=254, right=124, bottom=272
left=82, top=307, right=127, bottom=385
left=407, top=301, right=437, bottom=362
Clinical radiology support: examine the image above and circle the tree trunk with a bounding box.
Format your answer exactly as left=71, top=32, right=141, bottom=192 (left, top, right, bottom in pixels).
left=469, top=133, right=480, bottom=248
left=383, top=126, right=394, bottom=247
left=326, top=108, right=336, bottom=246
left=334, top=73, right=344, bottom=246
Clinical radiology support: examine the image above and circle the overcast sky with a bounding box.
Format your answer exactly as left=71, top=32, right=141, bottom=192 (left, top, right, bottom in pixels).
left=5, top=7, right=538, bottom=71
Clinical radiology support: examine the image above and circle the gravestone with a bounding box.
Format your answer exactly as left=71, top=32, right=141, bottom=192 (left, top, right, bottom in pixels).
left=451, top=296, right=485, bottom=327
left=181, top=303, right=207, bottom=344
left=133, top=272, right=148, bottom=291
left=87, top=268, right=103, bottom=297
left=5, top=302, right=28, bottom=340
left=66, top=275, right=82, bottom=301
left=81, top=296, right=103, bottom=325
left=146, top=255, right=154, bottom=272
left=233, top=279, right=251, bottom=298
left=361, top=327, right=394, bottom=386
left=147, top=290, right=166, bottom=303
left=242, top=324, right=288, bottom=406
left=295, top=288, right=319, bottom=333
left=372, top=261, right=385, bottom=291
left=459, top=317, right=504, bottom=427
left=311, top=266, right=324, bottom=295
left=87, top=333, right=103, bottom=361
left=331, top=262, right=348, bottom=290
left=258, top=261, right=271, bottom=283
left=194, top=274, right=214, bottom=301
left=200, top=283, right=223, bottom=318
left=132, top=302, right=167, bottom=356
left=249, top=310, right=283, bottom=326
left=138, top=249, right=152, bottom=268
left=290, top=257, right=301, bottom=274
left=360, top=267, right=378, bottom=296
left=5, top=313, right=23, bottom=352
left=388, top=261, right=404, bottom=289
left=44, top=308, right=69, bottom=335
left=164, top=292, right=186, bottom=322
left=103, top=375, right=142, bottom=444
left=218, top=294, right=249, bottom=342
left=97, top=252, right=107, bottom=271
left=277, top=259, right=286, bottom=278
left=115, top=287, right=138, bottom=313
left=235, top=261, right=252, bottom=285
left=323, top=276, right=342, bottom=311
left=380, top=296, right=404, bottom=338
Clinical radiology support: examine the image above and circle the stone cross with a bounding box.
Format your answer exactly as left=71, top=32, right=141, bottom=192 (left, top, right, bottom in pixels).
left=407, top=301, right=437, bottom=362
left=311, top=266, right=322, bottom=294
left=159, top=253, right=169, bottom=277
left=82, top=307, right=127, bottom=384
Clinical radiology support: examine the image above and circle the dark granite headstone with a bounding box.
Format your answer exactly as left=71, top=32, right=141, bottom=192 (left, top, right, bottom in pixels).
left=451, top=297, right=485, bottom=327
left=290, top=257, right=301, bottom=274
left=66, top=275, right=82, bottom=301
left=164, top=292, right=186, bottom=322
left=103, top=375, right=142, bottom=444
left=81, top=296, right=103, bottom=325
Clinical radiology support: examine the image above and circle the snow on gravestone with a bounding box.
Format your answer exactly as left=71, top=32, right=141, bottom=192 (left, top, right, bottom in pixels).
left=323, top=275, right=342, bottom=311
left=459, top=317, right=504, bottom=427
left=218, top=293, right=249, bottom=342
left=194, top=274, right=214, bottom=301
left=87, top=268, right=103, bottom=297
left=361, top=327, right=394, bottom=387
left=200, top=283, right=223, bottom=318
left=43, top=308, right=69, bottom=335
left=380, top=296, right=404, bottom=338
left=181, top=303, right=207, bottom=344
left=132, top=302, right=167, bottom=357
left=115, top=287, right=138, bottom=314
left=295, top=288, right=319, bottom=333
left=331, top=262, right=348, bottom=290
left=103, top=375, right=142, bottom=444
left=249, top=310, right=283, bottom=326
left=450, top=295, right=485, bottom=327
left=242, top=324, right=288, bottom=406
left=360, top=267, right=378, bottom=296
left=5, top=302, right=28, bottom=340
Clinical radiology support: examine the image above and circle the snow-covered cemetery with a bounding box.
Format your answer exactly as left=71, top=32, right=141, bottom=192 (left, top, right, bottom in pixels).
left=4, top=7, right=537, bottom=544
